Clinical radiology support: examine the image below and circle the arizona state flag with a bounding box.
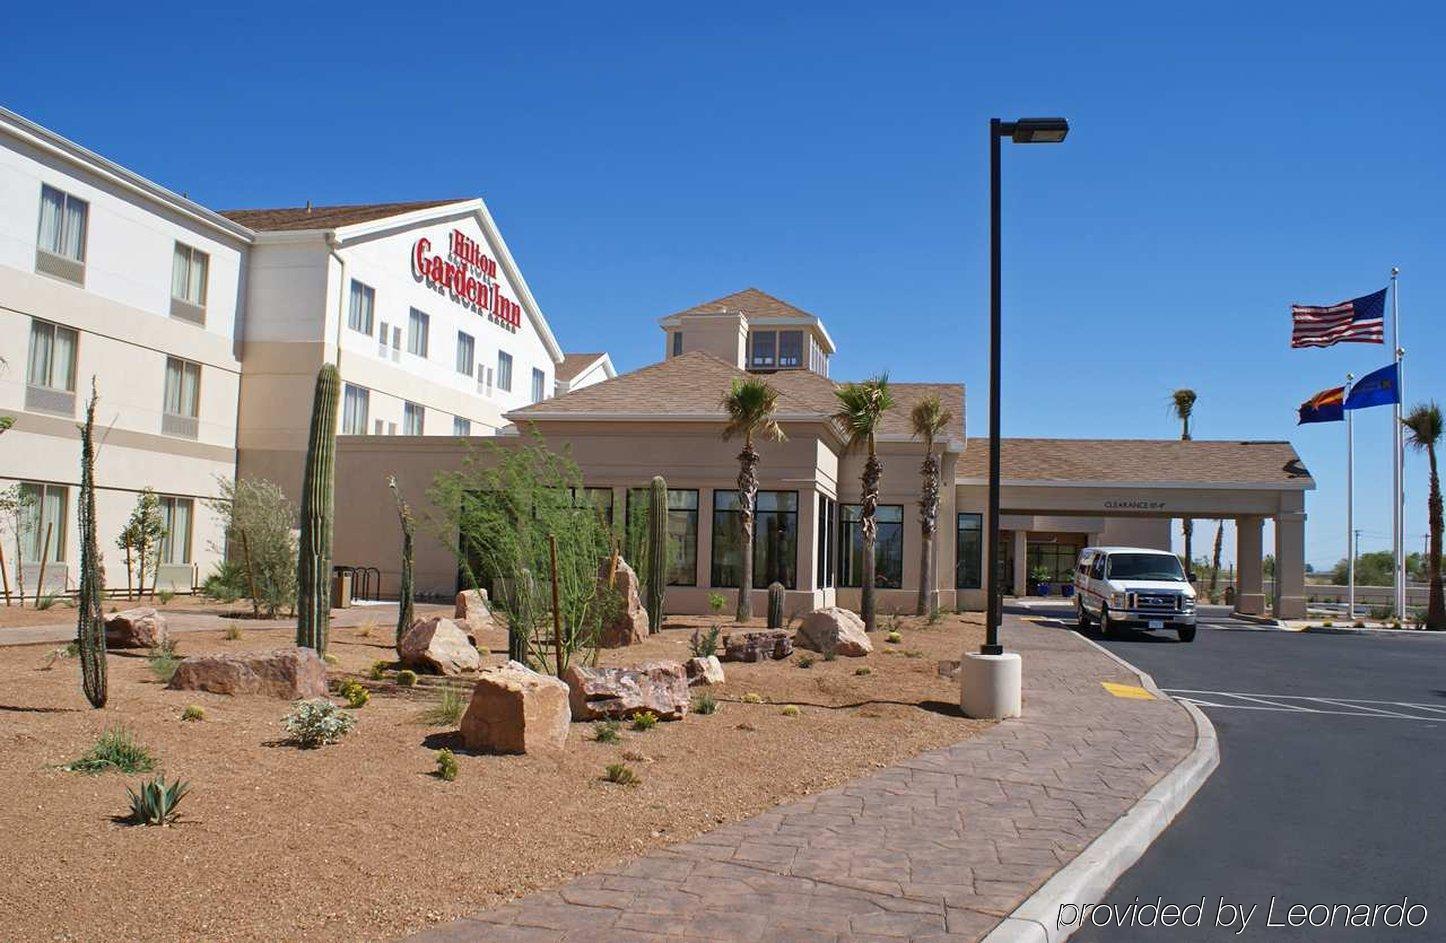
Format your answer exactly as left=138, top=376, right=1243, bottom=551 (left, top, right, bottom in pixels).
left=1298, top=385, right=1345, bottom=424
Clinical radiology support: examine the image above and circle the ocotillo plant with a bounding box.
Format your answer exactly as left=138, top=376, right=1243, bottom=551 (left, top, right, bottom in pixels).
left=76, top=380, right=106, bottom=708
left=767, top=581, right=785, bottom=629
left=645, top=476, right=667, bottom=634
left=387, top=475, right=415, bottom=656
left=296, top=364, right=340, bottom=654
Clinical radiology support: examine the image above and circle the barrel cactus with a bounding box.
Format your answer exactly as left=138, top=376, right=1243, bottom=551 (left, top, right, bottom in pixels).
left=645, top=476, right=667, bottom=633
left=77, top=380, right=106, bottom=708
left=767, top=581, right=785, bottom=629
left=296, top=364, right=340, bottom=654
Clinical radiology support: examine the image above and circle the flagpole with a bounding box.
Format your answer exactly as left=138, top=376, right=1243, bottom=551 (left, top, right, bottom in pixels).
left=1391, top=267, right=1405, bottom=620
left=1346, top=372, right=1355, bottom=621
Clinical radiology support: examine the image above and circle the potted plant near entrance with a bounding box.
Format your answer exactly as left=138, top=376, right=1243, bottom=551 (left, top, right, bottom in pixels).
left=1060, top=575, right=1075, bottom=598
left=1030, top=565, right=1052, bottom=597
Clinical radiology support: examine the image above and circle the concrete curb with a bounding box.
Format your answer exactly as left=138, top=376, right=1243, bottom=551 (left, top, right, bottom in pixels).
left=1299, top=625, right=1445, bottom=638
left=980, top=634, right=1220, bottom=943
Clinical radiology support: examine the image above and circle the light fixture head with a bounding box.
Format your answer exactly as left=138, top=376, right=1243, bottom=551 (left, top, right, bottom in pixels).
left=1006, top=117, right=1069, bottom=144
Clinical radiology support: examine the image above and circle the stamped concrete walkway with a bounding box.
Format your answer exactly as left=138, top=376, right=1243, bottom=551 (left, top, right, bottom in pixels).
left=407, top=616, right=1198, bottom=943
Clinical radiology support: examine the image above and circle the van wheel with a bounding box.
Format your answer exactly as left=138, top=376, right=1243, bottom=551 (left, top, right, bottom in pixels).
left=1178, top=626, right=1197, bottom=643
left=1099, top=607, right=1114, bottom=638
left=1076, top=599, right=1092, bottom=630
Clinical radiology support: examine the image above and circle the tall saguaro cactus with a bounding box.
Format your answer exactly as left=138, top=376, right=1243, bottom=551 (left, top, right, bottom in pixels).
left=645, top=476, right=668, bottom=634
left=77, top=380, right=106, bottom=708
left=387, top=475, right=415, bottom=656
left=296, top=365, right=340, bottom=654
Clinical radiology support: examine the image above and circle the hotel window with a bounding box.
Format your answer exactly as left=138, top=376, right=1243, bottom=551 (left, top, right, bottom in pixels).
left=162, top=357, right=201, bottom=439
left=26, top=319, right=78, bottom=415
left=816, top=495, right=836, bottom=589
left=778, top=331, right=803, bottom=368
left=626, top=487, right=698, bottom=586
left=531, top=368, right=545, bottom=403
left=574, top=487, right=614, bottom=529
left=347, top=280, right=375, bottom=335
left=18, top=482, right=67, bottom=563
left=35, top=184, right=87, bottom=283
left=839, top=504, right=903, bottom=589
left=158, top=496, right=193, bottom=565
left=407, top=308, right=430, bottom=357
left=749, top=331, right=776, bottom=369
left=955, top=513, right=982, bottom=590
left=341, top=384, right=370, bottom=435
left=402, top=401, right=424, bottom=436
left=497, top=351, right=513, bottom=392
left=452, top=416, right=471, bottom=436
left=672, top=332, right=683, bottom=357
left=456, top=331, right=475, bottom=376
left=710, top=490, right=798, bottom=589
left=170, top=242, right=209, bottom=323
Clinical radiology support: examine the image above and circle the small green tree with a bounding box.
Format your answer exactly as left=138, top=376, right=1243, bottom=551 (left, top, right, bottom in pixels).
left=206, top=477, right=298, bottom=618
left=0, top=484, right=35, bottom=606
left=429, top=435, right=614, bottom=673
left=117, top=488, right=167, bottom=600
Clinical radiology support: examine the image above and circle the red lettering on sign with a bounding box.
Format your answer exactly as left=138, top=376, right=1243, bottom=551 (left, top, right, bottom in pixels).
left=412, top=230, right=519, bottom=331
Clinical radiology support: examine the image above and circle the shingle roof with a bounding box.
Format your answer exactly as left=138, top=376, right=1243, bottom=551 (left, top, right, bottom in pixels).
left=218, top=200, right=467, bottom=231
left=556, top=352, right=608, bottom=383
left=508, top=351, right=965, bottom=443
left=956, top=438, right=1313, bottom=486
left=662, top=287, right=820, bottom=323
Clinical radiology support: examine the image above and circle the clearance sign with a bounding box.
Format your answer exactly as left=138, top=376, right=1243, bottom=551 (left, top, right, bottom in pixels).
left=412, top=229, right=522, bottom=332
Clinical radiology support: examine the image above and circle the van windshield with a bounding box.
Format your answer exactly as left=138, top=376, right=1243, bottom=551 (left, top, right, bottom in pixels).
left=1106, top=553, right=1186, bottom=582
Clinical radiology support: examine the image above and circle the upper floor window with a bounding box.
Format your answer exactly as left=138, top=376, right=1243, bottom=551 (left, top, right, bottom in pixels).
left=341, top=384, right=370, bottom=435
left=672, top=332, right=683, bottom=357
left=158, top=496, right=194, bottom=565
left=456, top=332, right=475, bottom=376
left=749, top=331, right=776, bottom=369
left=407, top=308, right=430, bottom=357
left=36, top=185, right=87, bottom=284
left=348, top=280, right=375, bottom=335
left=27, top=320, right=77, bottom=393
left=778, top=330, right=803, bottom=368
left=497, top=351, right=514, bottom=392
left=170, top=243, right=209, bottom=322
left=162, top=357, right=201, bottom=438
left=402, top=401, right=425, bottom=436
left=531, top=367, right=546, bottom=403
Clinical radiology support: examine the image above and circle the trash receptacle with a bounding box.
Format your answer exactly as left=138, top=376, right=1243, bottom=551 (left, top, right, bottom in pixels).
left=331, top=569, right=353, bottom=609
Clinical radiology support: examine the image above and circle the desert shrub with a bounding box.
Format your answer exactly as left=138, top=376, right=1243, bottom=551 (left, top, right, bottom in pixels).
left=796, top=654, right=815, bottom=669
left=693, top=692, right=718, bottom=715
left=147, top=644, right=181, bottom=683
left=355, top=622, right=375, bottom=638
left=205, top=477, right=299, bottom=618
left=338, top=679, right=369, bottom=708
left=224, top=623, right=244, bottom=640
left=854, top=666, right=872, bottom=676
left=181, top=704, right=205, bottom=722
left=322, top=652, right=340, bottom=667
left=603, top=762, right=639, bottom=785
left=396, top=669, right=418, bottom=687
left=886, top=631, right=902, bottom=644
left=1369, top=604, right=1395, bottom=620
left=903, top=649, right=923, bottom=659
left=422, top=688, right=466, bottom=726
left=435, top=748, right=459, bottom=782
left=156, top=589, right=175, bottom=605
left=124, top=775, right=190, bottom=826
left=925, top=607, right=943, bottom=626
left=708, top=592, right=727, bottom=617
left=200, top=559, right=246, bottom=603
left=1321, top=621, right=1334, bottom=628
left=593, top=719, right=622, bottom=743
left=823, top=650, right=837, bottom=662
left=689, top=624, right=722, bottom=658
left=741, top=692, right=763, bottom=704
left=282, top=698, right=356, bottom=748
left=36, top=591, right=60, bottom=611
left=40, top=641, right=78, bottom=670
left=1354, top=620, right=1366, bottom=629
left=66, top=726, right=156, bottom=774
left=781, top=704, right=801, bottom=717
left=630, top=710, right=659, bottom=731
left=368, top=660, right=388, bottom=681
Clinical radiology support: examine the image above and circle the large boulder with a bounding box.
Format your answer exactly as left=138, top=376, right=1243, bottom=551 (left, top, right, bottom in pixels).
left=454, top=589, right=494, bottom=632
left=722, top=629, right=793, bottom=662
left=562, top=661, right=690, bottom=721
left=461, top=660, right=571, bottom=754
left=104, top=607, right=168, bottom=649
left=685, top=655, right=725, bottom=686
left=795, top=607, right=873, bottom=657
left=167, top=647, right=327, bottom=699
left=596, top=557, right=649, bottom=647
left=399, top=617, right=481, bottom=675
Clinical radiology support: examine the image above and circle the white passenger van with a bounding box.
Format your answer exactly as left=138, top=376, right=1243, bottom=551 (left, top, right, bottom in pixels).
left=1074, top=546, right=1198, bottom=642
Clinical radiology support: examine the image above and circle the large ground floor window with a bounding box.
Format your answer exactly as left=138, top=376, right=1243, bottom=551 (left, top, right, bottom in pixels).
left=1027, top=540, right=1080, bottom=584
left=816, top=494, right=836, bottom=589
left=159, top=495, right=194, bottom=565
left=711, top=490, right=799, bottom=589
left=956, top=513, right=982, bottom=589
left=573, top=486, right=614, bottom=529
left=626, top=487, right=699, bottom=586
left=839, top=504, right=903, bottom=589
left=17, top=482, right=67, bottom=563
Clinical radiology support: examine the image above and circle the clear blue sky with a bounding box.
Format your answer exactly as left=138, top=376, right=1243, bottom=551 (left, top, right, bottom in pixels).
left=5, top=1, right=1441, bottom=569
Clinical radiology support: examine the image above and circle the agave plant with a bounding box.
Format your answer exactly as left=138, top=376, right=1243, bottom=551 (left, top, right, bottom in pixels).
left=125, top=774, right=190, bottom=826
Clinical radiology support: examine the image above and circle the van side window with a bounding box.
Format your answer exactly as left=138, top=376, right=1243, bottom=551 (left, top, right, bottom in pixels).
left=1092, top=556, right=1106, bottom=579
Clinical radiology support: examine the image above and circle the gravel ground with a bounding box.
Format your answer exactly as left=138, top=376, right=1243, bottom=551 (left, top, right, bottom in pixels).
left=0, top=610, right=987, bottom=942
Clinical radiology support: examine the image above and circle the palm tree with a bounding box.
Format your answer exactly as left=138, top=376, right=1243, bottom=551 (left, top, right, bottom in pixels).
left=1402, top=402, right=1445, bottom=629
left=1170, top=389, right=1198, bottom=572
left=721, top=377, right=786, bottom=622
left=834, top=375, right=895, bottom=631
left=910, top=394, right=952, bottom=616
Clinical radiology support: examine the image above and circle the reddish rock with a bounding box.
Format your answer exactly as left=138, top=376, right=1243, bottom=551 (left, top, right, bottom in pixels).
left=399, top=617, right=481, bottom=675
left=104, top=607, right=168, bottom=649
left=167, top=647, right=327, bottom=699
left=596, top=557, right=649, bottom=647
left=562, top=661, right=690, bottom=720
left=795, top=607, right=873, bottom=657
left=722, top=629, right=793, bottom=662
left=461, top=660, right=571, bottom=754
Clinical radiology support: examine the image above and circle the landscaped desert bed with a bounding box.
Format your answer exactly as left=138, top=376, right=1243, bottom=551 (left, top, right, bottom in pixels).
left=0, top=609, right=987, bottom=943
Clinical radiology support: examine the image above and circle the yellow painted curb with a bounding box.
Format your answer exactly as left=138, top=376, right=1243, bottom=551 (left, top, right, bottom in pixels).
left=1101, top=681, right=1155, bottom=700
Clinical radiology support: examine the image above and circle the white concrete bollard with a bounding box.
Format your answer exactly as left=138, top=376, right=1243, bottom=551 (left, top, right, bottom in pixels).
left=960, top=651, right=1022, bottom=719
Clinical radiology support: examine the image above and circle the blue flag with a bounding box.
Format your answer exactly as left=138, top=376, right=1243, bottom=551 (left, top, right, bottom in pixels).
left=1343, top=363, right=1400, bottom=411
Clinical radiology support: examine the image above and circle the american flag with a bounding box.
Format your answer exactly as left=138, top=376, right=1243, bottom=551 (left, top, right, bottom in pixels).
left=1290, top=287, right=1387, bottom=348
